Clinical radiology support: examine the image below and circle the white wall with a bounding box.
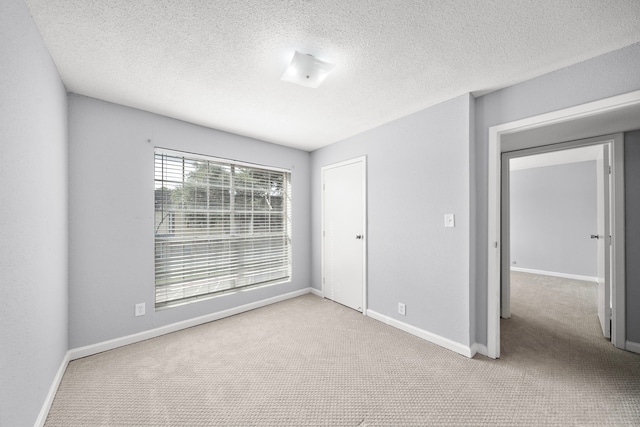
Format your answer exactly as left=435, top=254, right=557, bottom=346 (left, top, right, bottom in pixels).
left=311, top=94, right=474, bottom=349
left=0, top=0, right=69, bottom=426
left=68, top=95, right=311, bottom=348
left=510, top=161, right=597, bottom=278
left=474, top=42, right=640, bottom=345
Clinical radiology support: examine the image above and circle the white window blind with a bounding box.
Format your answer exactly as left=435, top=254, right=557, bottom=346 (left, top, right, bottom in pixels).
left=154, top=149, right=292, bottom=307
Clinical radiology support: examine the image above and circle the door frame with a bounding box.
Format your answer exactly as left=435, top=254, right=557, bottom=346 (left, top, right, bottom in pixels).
left=486, top=90, right=640, bottom=359
left=321, top=156, right=368, bottom=314
left=500, top=136, right=619, bottom=334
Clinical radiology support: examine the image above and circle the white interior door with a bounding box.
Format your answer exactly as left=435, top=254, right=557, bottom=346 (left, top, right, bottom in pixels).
left=322, top=158, right=366, bottom=312
left=596, top=144, right=611, bottom=338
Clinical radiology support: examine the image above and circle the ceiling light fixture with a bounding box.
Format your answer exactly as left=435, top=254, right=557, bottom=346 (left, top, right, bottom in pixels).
left=281, top=51, right=335, bottom=88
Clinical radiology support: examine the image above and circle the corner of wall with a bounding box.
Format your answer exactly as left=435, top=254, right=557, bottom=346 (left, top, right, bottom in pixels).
left=468, top=93, right=478, bottom=346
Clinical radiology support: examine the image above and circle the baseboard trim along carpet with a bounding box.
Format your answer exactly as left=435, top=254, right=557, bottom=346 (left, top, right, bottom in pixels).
left=472, top=342, right=488, bottom=357
left=35, top=351, right=70, bottom=427
left=366, top=309, right=474, bottom=358
left=510, top=266, right=597, bottom=283
left=36, top=288, right=316, bottom=426
left=68, top=287, right=314, bottom=361
left=626, top=340, right=640, bottom=354
left=309, top=287, right=323, bottom=297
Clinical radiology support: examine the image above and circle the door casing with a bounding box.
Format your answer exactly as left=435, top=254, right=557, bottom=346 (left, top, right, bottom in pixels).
left=486, top=90, right=640, bottom=359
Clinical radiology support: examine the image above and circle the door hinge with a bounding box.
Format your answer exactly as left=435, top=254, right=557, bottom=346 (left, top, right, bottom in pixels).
left=494, top=241, right=498, bottom=248
left=609, top=166, right=612, bottom=175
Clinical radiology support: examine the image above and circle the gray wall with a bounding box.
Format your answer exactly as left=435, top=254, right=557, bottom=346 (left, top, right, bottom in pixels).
left=0, top=0, right=69, bottom=426
left=68, top=95, right=311, bottom=348
left=474, top=42, right=640, bottom=345
left=625, top=130, right=640, bottom=343
left=510, top=161, right=597, bottom=277
left=310, top=94, right=474, bottom=347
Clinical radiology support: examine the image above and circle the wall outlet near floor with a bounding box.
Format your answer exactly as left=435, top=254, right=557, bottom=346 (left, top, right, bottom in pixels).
left=398, top=302, right=406, bottom=316
left=135, top=302, right=146, bottom=317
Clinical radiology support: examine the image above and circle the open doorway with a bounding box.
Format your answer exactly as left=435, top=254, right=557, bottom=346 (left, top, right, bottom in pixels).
left=500, top=135, right=623, bottom=352
left=501, top=141, right=613, bottom=353
left=486, top=91, right=640, bottom=359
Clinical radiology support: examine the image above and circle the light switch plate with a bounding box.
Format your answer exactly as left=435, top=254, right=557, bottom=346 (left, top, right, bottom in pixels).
left=444, top=214, right=455, bottom=228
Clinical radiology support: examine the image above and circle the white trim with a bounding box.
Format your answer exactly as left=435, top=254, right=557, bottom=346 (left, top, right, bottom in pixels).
left=487, top=89, right=640, bottom=359
left=490, top=90, right=640, bottom=137
left=487, top=125, right=501, bottom=358
left=321, top=156, right=368, bottom=315
left=362, top=158, right=368, bottom=315
left=472, top=343, right=488, bottom=357
left=625, top=341, right=640, bottom=354
left=366, top=309, right=475, bottom=358
left=69, top=287, right=313, bottom=360
left=510, top=267, right=598, bottom=283
left=610, top=137, right=626, bottom=349
left=320, top=156, right=367, bottom=170
left=309, top=287, right=323, bottom=297
left=34, top=351, right=70, bottom=427
left=37, top=287, right=321, bottom=425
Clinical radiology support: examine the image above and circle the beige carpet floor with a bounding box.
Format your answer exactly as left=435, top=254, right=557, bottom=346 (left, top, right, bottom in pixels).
left=45, top=273, right=640, bottom=426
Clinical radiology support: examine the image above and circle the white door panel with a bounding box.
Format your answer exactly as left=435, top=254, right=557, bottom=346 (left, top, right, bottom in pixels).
left=596, top=144, right=611, bottom=338
left=322, top=158, right=366, bottom=312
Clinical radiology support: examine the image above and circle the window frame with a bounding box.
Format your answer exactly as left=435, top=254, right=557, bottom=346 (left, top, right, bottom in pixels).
left=154, top=148, right=292, bottom=308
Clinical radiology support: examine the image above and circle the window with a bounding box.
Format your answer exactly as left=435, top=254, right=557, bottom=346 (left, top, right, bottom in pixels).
left=154, top=149, right=292, bottom=307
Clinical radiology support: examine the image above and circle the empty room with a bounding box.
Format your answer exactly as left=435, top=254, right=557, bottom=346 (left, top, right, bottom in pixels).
left=2, top=1, right=640, bottom=426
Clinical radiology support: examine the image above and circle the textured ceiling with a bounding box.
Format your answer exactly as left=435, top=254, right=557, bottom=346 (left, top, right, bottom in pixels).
left=25, top=0, right=640, bottom=151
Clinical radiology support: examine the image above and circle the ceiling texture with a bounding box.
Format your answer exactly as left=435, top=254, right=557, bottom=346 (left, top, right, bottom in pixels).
left=25, top=0, right=640, bottom=151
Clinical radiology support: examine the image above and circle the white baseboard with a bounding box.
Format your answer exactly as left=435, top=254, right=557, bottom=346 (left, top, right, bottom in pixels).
left=69, top=287, right=314, bottom=361
left=309, top=287, right=323, bottom=297
left=34, top=351, right=70, bottom=427
left=510, top=266, right=597, bottom=283
left=37, top=287, right=314, bottom=426
left=626, top=340, right=640, bottom=354
left=472, top=343, right=488, bottom=357
left=366, top=309, right=474, bottom=358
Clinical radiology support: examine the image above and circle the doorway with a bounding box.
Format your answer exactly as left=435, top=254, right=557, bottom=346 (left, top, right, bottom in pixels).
left=321, top=157, right=367, bottom=312
left=486, top=90, right=640, bottom=359
left=501, top=139, right=614, bottom=344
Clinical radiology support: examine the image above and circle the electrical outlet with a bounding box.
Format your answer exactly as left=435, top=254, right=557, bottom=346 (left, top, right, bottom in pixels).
left=398, top=302, right=406, bottom=316
left=444, top=214, right=455, bottom=228
left=135, top=303, right=146, bottom=317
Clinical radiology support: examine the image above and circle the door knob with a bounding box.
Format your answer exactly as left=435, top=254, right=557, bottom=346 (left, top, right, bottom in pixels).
left=591, top=234, right=600, bottom=239
left=355, top=234, right=363, bottom=240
